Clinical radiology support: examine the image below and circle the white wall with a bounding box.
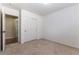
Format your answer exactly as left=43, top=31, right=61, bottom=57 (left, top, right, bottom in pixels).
left=43, top=4, right=79, bottom=48
left=3, top=7, right=19, bottom=17
left=21, top=9, right=42, bottom=43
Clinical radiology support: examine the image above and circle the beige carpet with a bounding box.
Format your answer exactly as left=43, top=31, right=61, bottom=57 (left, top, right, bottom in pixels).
left=0, top=39, right=79, bottom=55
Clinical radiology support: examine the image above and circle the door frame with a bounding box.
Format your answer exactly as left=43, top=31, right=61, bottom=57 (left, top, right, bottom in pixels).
left=1, top=7, right=21, bottom=51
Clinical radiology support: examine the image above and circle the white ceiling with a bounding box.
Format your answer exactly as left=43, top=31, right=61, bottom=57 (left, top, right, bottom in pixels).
left=2, top=3, right=77, bottom=16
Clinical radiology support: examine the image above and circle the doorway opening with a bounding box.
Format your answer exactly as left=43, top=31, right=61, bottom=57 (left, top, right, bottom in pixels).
left=5, top=15, right=18, bottom=45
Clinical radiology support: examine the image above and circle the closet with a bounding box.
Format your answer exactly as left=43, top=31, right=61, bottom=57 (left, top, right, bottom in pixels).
left=5, top=15, right=18, bottom=44
left=21, top=9, right=42, bottom=43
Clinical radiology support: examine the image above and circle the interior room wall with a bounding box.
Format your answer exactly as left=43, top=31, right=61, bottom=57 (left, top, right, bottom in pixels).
left=5, top=15, right=18, bottom=39
left=43, top=4, right=79, bottom=48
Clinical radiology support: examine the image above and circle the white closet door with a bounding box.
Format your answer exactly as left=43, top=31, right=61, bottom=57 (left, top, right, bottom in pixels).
left=30, top=18, right=37, bottom=40
left=21, top=10, right=38, bottom=43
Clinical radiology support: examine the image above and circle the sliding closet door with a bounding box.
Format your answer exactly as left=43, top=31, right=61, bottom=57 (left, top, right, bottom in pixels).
left=21, top=9, right=38, bottom=43
left=30, top=18, right=37, bottom=40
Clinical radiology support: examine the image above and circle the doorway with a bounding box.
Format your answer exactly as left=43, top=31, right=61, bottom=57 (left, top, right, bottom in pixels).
left=5, top=15, right=18, bottom=45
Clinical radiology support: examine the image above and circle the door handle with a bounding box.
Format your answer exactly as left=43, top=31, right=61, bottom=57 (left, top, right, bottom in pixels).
left=2, top=31, right=6, bottom=33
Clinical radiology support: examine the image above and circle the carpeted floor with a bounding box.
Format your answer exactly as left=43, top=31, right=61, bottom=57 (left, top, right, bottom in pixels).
left=0, top=39, right=79, bottom=55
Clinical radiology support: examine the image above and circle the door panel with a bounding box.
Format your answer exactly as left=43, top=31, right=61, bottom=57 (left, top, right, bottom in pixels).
left=0, top=11, right=3, bottom=51
left=2, top=7, right=5, bottom=51
left=0, top=11, right=1, bottom=51
left=21, top=10, right=38, bottom=43
left=30, top=18, right=37, bottom=40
